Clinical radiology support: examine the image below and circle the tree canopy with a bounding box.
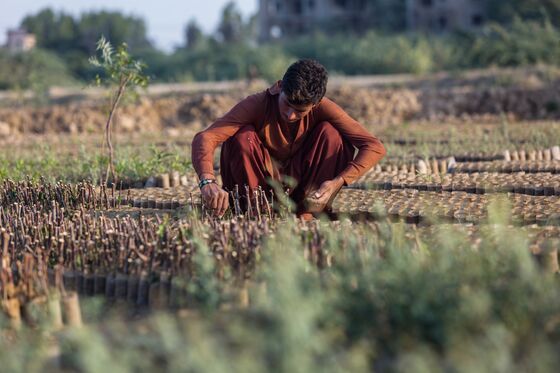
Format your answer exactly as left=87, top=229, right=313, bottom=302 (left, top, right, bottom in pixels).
left=217, top=2, right=245, bottom=44
left=485, top=0, right=560, bottom=26
left=1, top=2, right=559, bottom=91
left=21, top=8, right=154, bottom=80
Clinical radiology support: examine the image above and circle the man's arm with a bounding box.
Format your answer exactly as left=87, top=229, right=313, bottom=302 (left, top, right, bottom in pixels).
left=192, top=94, right=260, bottom=178
left=315, top=97, right=386, bottom=186
left=191, top=93, right=261, bottom=216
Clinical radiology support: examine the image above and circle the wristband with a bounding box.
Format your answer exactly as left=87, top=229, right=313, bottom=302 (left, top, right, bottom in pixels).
left=198, top=178, right=216, bottom=189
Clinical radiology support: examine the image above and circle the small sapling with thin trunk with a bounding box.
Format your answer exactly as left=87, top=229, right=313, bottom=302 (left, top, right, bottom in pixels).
left=89, top=35, right=149, bottom=186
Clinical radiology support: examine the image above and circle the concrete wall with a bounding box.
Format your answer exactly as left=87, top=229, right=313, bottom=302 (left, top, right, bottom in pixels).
left=5, top=29, right=36, bottom=52
left=407, top=0, right=486, bottom=32
left=258, top=0, right=371, bottom=41
left=258, top=0, right=485, bottom=41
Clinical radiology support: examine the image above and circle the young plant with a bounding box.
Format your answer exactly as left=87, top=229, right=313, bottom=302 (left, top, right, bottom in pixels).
left=89, top=36, right=149, bottom=185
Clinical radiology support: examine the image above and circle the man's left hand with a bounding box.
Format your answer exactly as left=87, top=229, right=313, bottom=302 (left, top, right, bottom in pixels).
left=311, top=176, right=345, bottom=207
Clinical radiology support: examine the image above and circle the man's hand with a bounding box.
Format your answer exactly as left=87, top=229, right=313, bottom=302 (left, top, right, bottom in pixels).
left=306, top=176, right=345, bottom=212
left=201, top=182, right=229, bottom=217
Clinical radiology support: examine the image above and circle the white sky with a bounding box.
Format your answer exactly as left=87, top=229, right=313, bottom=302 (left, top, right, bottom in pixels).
left=1, top=0, right=257, bottom=52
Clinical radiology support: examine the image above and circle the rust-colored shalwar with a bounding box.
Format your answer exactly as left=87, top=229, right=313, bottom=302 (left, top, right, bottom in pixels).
left=192, top=81, right=386, bottom=211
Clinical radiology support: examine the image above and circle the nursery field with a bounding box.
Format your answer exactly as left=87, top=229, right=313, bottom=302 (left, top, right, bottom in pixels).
left=0, top=113, right=559, bottom=371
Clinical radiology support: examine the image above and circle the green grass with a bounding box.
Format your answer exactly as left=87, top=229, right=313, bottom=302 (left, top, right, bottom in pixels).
left=0, top=142, right=193, bottom=184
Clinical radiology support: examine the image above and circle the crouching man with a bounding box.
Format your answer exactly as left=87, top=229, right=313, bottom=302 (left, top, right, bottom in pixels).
left=192, top=59, right=386, bottom=219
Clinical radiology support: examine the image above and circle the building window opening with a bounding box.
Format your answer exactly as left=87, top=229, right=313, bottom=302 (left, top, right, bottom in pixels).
left=472, top=14, right=483, bottom=26
left=294, top=0, right=303, bottom=14
left=276, top=1, right=282, bottom=12
left=421, top=0, right=433, bottom=7
left=438, top=16, right=447, bottom=30
left=308, top=0, right=316, bottom=10
left=334, top=0, right=348, bottom=8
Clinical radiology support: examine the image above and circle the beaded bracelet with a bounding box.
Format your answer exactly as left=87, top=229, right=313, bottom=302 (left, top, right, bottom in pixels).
left=198, top=178, right=216, bottom=189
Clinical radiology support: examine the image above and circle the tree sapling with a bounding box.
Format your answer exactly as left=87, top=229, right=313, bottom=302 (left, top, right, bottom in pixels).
left=89, top=36, right=149, bottom=185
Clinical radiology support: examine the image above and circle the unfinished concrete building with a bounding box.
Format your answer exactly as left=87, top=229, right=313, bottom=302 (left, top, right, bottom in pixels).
left=258, top=0, right=372, bottom=42
left=406, top=0, right=486, bottom=32
left=4, top=28, right=36, bottom=53
left=257, top=0, right=486, bottom=41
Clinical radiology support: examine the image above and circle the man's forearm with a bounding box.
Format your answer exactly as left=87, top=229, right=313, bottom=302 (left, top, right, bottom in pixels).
left=338, top=141, right=386, bottom=185
left=192, top=131, right=218, bottom=181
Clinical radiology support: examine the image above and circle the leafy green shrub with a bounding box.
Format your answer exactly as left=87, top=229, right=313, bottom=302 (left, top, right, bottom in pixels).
left=169, top=42, right=293, bottom=83
left=467, top=19, right=560, bottom=67
left=283, top=32, right=443, bottom=75
left=0, top=48, right=76, bottom=90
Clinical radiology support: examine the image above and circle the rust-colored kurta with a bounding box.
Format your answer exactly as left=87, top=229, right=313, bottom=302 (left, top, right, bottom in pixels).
left=192, top=81, right=386, bottom=186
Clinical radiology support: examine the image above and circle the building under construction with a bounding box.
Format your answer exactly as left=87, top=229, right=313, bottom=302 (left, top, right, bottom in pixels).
left=258, top=0, right=486, bottom=41
left=4, top=28, right=36, bottom=53
left=406, top=0, right=486, bottom=32
left=258, top=0, right=372, bottom=42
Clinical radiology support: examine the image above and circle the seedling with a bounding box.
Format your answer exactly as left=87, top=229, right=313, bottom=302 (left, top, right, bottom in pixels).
left=89, top=36, right=149, bottom=186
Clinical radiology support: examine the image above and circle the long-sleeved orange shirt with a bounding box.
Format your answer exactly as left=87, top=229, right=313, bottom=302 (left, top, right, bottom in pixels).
left=192, top=81, right=386, bottom=185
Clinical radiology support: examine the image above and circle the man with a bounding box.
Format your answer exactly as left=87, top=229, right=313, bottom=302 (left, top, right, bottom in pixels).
left=192, top=59, right=386, bottom=219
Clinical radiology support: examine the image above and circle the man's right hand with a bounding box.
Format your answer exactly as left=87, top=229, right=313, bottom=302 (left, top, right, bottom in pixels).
left=201, top=182, right=229, bottom=217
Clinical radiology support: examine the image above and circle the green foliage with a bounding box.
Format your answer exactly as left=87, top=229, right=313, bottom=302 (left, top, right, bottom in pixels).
left=23, top=8, right=152, bottom=55
left=78, top=11, right=152, bottom=54
left=171, top=42, right=293, bottom=82
left=467, top=19, right=560, bottom=68
left=0, top=48, right=76, bottom=91
left=184, top=19, right=204, bottom=50
left=5, top=5, right=560, bottom=89
left=0, top=143, right=192, bottom=184
left=367, top=0, right=408, bottom=31
left=1, top=219, right=559, bottom=371
left=216, top=1, right=245, bottom=44
left=283, top=31, right=453, bottom=75
left=485, top=0, right=560, bottom=27
left=21, top=9, right=79, bottom=53
left=21, top=8, right=154, bottom=81
left=89, top=36, right=149, bottom=88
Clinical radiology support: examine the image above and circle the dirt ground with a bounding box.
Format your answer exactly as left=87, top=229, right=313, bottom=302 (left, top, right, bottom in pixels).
left=0, top=67, right=559, bottom=138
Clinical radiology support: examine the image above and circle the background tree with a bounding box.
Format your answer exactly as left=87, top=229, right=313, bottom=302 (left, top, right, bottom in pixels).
left=371, top=0, right=407, bottom=32
left=184, top=19, right=204, bottom=50
left=21, top=9, right=79, bottom=54
left=78, top=11, right=153, bottom=54
left=5, top=2, right=560, bottom=89
left=217, top=1, right=244, bottom=44
left=486, top=0, right=560, bottom=26
left=21, top=8, right=155, bottom=80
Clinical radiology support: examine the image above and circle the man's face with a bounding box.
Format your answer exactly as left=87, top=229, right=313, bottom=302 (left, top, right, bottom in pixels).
left=278, top=92, right=315, bottom=124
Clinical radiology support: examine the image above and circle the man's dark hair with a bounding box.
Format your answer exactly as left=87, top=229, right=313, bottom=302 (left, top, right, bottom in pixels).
left=282, top=59, right=328, bottom=106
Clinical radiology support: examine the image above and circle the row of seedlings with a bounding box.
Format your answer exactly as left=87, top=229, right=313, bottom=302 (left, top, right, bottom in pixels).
left=352, top=171, right=560, bottom=196
left=333, top=189, right=560, bottom=226
left=0, top=196, right=275, bottom=321
left=503, top=147, right=560, bottom=162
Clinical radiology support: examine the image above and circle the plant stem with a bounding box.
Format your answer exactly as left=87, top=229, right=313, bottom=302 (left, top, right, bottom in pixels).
left=104, top=76, right=130, bottom=186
